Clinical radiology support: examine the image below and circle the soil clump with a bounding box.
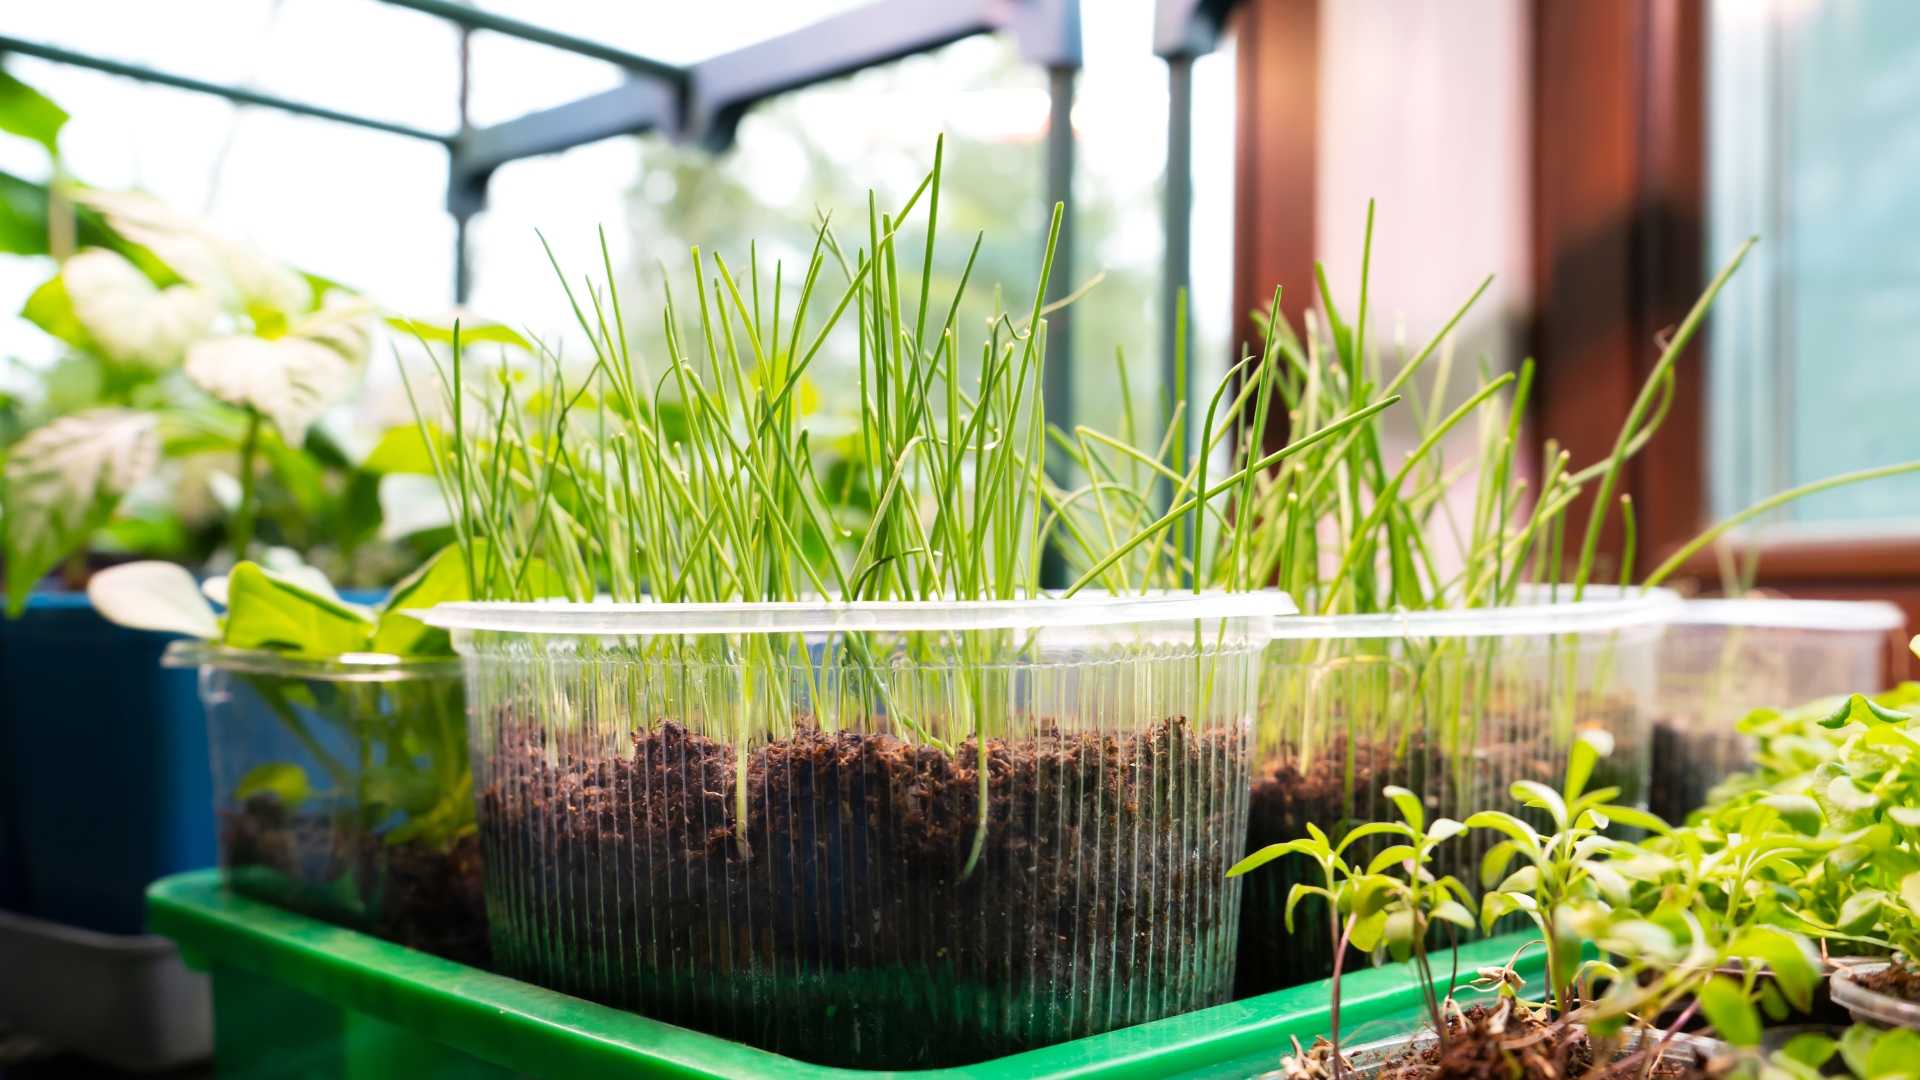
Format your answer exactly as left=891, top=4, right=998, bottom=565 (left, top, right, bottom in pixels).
left=1855, top=961, right=1920, bottom=1001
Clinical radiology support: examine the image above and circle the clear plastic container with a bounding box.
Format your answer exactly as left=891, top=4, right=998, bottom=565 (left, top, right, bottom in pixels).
left=1651, top=599, right=1903, bottom=825
left=1830, top=962, right=1920, bottom=1030
left=164, top=643, right=485, bottom=967
left=419, top=592, right=1291, bottom=1069
left=1235, top=586, right=1679, bottom=996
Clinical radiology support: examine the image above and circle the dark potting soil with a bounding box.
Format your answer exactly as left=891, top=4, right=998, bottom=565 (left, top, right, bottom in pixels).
left=1856, top=962, right=1920, bottom=1002
left=222, top=795, right=492, bottom=968
left=478, top=716, right=1244, bottom=1070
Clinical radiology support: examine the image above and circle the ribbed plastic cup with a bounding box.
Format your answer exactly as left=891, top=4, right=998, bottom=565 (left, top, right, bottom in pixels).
left=1651, top=599, right=1903, bottom=824
left=419, top=592, right=1292, bottom=1069
left=165, top=642, right=486, bottom=967
left=1234, top=585, right=1679, bottom=997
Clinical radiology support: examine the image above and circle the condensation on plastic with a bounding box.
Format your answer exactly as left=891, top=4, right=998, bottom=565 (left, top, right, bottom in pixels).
left=1830, top=964, right=1920, bottom=1030
left=422, top=594, right=1290, bottom=1070
left=165, top=642, right=486, bottom=967
left=1651, top=599, right=1901, bottom=826
left=1235, top=586, right=1679, bottom=997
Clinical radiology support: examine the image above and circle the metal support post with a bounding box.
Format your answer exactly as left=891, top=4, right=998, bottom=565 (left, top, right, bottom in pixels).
left=1163, top=53, right=1194, bottom=431
left=1039, top=64, right=1076, bottom=588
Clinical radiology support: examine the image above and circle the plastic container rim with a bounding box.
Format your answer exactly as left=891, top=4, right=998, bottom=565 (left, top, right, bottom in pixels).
left=413, top=589, right=1298, bottom=636
left=1266, top=584, right=1682, bottom=640
left=1668, top=597, right=1905, bottom=632
left=162, top=640, right=462, bottom=681
left=1828, top=963, right=1920, bottom=1028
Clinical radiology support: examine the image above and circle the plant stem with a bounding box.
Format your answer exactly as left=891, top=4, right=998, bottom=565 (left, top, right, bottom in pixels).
left=1330, top=912, right=1357, bottom=1080
left=1641, top=458, right=1920, bottom=587
left=230, top=408, right=263, bottom=559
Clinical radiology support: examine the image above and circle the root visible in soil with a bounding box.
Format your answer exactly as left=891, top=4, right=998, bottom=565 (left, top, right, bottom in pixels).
left=1856, top=962, right=1920, bottom=1002
left=221, top=794, right=491, bottom=968
left=1272, top=1002, right=1710, bottom=1080
left=477, top=715, right=1243, bottom=1069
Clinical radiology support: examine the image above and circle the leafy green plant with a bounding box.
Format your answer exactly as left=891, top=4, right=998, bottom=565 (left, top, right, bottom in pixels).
left=0, top=71, right=443, bottom=605
left=1230, top=785, right=1472, bottom=1068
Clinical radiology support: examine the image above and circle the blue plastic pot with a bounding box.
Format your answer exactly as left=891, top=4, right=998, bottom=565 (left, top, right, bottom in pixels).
left=0, top=593, right=214, bottom=934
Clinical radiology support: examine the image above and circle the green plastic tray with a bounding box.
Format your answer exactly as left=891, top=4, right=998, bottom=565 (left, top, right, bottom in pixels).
left=147, top=870, right=1546, bottom=1080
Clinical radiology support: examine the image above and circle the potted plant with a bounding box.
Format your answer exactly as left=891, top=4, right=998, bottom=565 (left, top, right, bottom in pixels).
left=83, top=544, right=530, bottom=967
left=399, top=148, right=1318, bottom=1068
left=1231, top=731, right=1819, bottom=1079
left=1044, top=209, right=1744, bottom=994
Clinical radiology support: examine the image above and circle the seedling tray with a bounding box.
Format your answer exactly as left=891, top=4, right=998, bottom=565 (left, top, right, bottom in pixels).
left=149, top=870, right=1545, bottom=1080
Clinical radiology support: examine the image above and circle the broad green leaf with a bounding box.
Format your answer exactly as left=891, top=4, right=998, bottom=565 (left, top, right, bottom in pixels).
left=3, top=408, right=159, bottom=615
left=1761, top=794, right=1825, bottom=836
left=1820, top=693, right=1907, bottom=730
left=62, top=248, right=214, bottom=368
left=1730, top=925, right=1819, bottom=1012
left=1481, top=841, right=1519, bottom=888
left=1828, top=776, right=1882, bottom=815
left=1868, top=1029, right=1920, bottom=1080
left=1332, top=821, right=1412, bottom=853
left=1841, top=1024, right=1878, bottom=1079
left=1759, top=979, right=1789, bottom=1022
left=222, top=562, right=373, bottom=654
left=1862, top=724, right=1920, bottom=756
left=1511, top=780, right=1569, bottom=829
left=0, top=70, right=66, bottom=155
left=1367, top=845, right=1417, bottom=875
left=233, top=761, right=310, bottom=807
left=1903, top=871, right=1920, bottom=916
left=1351, top=875, right=1395, bottom=917
left=1465, top=810, right=1540, bottom=846
left=1497, top=865, right=1542, bottom=895
left=1592, top=805, right=1674, bottom=836
left=1432, top=899, right=1474, bottom=929
left=1382, top=784, right=1424, bottom=831
left=1779, top=1032, right=1836, bottom=1069
left=1831, top=842, right=1872, bottom=876
left=1348, top=909, right=1387, bottom=953
left=371, top=543, right=472, bottom=656
left=1229, top=840, right=1310, bottom=878
left=185, top=334, right=355, bottom=447
left=1603, top=918, right=1677, bottom=962
left=1564, top=728, right=1614, bottom=801
left=363, top=425, right=439, bottom=475
left=21, top=271, right=92, bottom=349
left=1384, top=909, right=1415, bottom=961
left=86, top=560, right=219, bottom=638
left=1838, top=889, right=1885, bottom=934
left=1586, top=862, right=1630, bottom=906
left=1283, top=882, right=1326, bottom=932
left=1698, top=975, right=1761, bottom=1046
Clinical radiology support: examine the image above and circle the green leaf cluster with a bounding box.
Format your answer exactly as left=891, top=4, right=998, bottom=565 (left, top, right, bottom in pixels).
left=1680, top=673, right=1920, bottom=967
